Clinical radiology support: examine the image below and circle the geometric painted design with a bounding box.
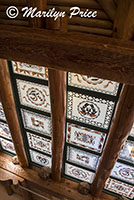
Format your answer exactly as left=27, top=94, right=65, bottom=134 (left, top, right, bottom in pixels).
left=16, top=79, right=50, bottom=112
left=105, top=178, right=134, bottom=199
left=67, top=91, right=115, bottom=129
left=67, top=146, right=99, bottom=170
left=27, top=132, right=52, bottom=155
left=12, top=61, right=48, bottom=80
left=30, top=149, right=51, bottom=167
left=68, top=73, right=119, bottom=96
left=0, top=138, right=15, bottom=154
left=65, top=163, right=95, bottom=183
left=0, top=102, right=6, bottom=121
left=111, top=162, right=134, bottom=184
left=21, top=109, right=52, bottom=136
left=120, top=140, right=134, bottom=163
left=66, top=123, right=106, bottom=153
left=0, top=122, right=11, bottom=139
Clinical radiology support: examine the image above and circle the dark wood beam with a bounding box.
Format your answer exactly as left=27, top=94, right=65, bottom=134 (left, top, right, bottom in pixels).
left=0, top=59, right=29, bottom=167
left=91, top=1, right=134, bottom=197
left=0, top=153, right=119, bottom=200
left=48, top=69, right=66, bottom=181
left=1, top=25, right=134, bottom=84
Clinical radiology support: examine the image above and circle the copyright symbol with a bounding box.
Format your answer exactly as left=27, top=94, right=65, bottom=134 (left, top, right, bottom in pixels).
left=6, top=6, right=19, bottom=19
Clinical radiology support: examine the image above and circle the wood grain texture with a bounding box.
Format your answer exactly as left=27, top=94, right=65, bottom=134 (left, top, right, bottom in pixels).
left=97, top=0, right=116, bottom=21
left=0, top=0, right=26, bottom=5
left=1, top=25, right=134, bottom=84
left=113, top=0, right=134, bottom=40
left=90, top=84, right=134, bottom=197
left=0, top=59, right=29, bottom=167
left=0, top=153, right=119, bottom=200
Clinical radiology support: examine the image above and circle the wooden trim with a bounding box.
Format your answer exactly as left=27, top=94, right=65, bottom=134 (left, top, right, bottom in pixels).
left=90, top=84, right=134, bottom=197
left=0, top=59, right=29, bottom=167
left=48, top=69, right=66, bottom=181
left=0, top=153, right=119, bottom=200
left=1, top=25, right=134, bottom=84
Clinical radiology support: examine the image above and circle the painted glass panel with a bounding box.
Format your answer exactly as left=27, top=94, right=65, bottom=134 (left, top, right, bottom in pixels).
left=0, top=102, right=6, bottom=122
left=30, top=149, right=51, bottom=167
left=119, top=140, right=134, bottom=163
left=0, top=138, right=15, bottom=154
left=21, top=109, right=52, bottom=136
left=111, top=162, right=134, bottom=184
left=105, top=178, right=134, bottom=199
left=67, top=146, right=99, bottom=170
left=16, top=79, right=50, bottom=112
left=65, top=163, right=95, bottom=183
left=12, top=61, right=48, bottom=80
left=68, top=73, right=119, bottom=96
left=27, top=132, right=52, bottom=155
left=0, top=122, right=11, bottom=140
left=67, top=91, right=115, bottom=129
left=66, top=123, right=106, bottom=153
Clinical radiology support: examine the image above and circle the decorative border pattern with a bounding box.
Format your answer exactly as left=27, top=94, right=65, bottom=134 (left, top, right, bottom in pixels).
left=105, top=178, right=134, bottom=199
left=66, top=123, right=106, bottom=153
left=68, top=73, right=119, bottom=96
left=16, top=79, right=50, bottom=112
left=65, top=163, right=95, bottom=183
left=12, top=61, right=48, bottom=80
left=119, top=140, right=134, bottom=163
left=21, top=109, right=52, bottom=136
left=27, top=132, right=52, bottom=155
left=0, top=138, right=15, bottom=154
left=67, top=146, right=99, bottom=170
left=30, top=149, right=51, bottom=167
left=67, top=91, right=115, bottom=129
left=0, top=122, right=11, bottom=140
left=0, top=102, right=6, bottom=122
left=111, top=162, right=134, bottom=184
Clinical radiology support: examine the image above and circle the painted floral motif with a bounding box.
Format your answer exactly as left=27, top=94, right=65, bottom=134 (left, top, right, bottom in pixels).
left=105, top=178, right=134, bottom=199
left=68, top=73, right=119, bottom=96
left=0, top=138, right=15, bottom=154
left=67, top=146, right=99, bottom=170
left=21, top=109, right=52, bottom=136
left=111, top=162, right=134, bottom=184
left=27, top=132, right=52, bottom=155
left=16, top=79, right=50, bottom=112
left=66, top=123, right=106, bottom=153
left=67, top=91, right=115, bottom=129
left=12, top=61, right=48, bottom=80
left=120, top=140, right=134, bottom=163
left=65, top=163, right=95, bottom=183
left=0, top=102, right=6, bottom=121
left=0, top=122, right=11, bottom=139
left=30, top=149, right=51, bottom=167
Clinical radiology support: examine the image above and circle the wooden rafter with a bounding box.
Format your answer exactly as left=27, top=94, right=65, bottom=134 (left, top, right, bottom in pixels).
left=0, top=25, right=134, bottom=84
left=0, top=59, right=29, bottom=167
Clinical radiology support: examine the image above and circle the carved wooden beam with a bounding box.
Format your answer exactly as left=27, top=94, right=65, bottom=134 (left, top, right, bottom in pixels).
left=48, top=69, right=66, bottom=181
left=0, top=59, right=29, bottom=167
left=1, top=25, right=134, bottom=84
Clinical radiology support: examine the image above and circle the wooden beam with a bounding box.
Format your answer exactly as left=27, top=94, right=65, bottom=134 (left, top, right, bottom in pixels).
left=0, top=153, right=119, bottom=200
left=113, top=0, right=134, bottom=40
left=48, top=69, right=66, bottom=181
left=90, top=84, right=134, bottom=197
left=27, top=0, right=47, bottom=28
left=1, top=25, right=134, bottom=84
left=91, top=1, right=134, bottom=197
left=0, top=59, right=29, bottom=167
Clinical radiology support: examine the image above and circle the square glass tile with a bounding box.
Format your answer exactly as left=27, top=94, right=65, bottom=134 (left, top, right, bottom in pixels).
left=0, top=122, right=11, bottom=140
left=0, top=138, right=15, bottom=154
left=119, top=140, right=134, bottom=163
left=0, top=102, right=6, bottom=122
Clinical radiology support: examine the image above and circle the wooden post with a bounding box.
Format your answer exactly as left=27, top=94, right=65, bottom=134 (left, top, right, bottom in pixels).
left=0, top=59, right=28, bottom=167
left=90, top=0, right=134, bottom=197
left=48, top=69, right=66, bottom=181
left=27, top=0, right=47, bottom=28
